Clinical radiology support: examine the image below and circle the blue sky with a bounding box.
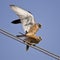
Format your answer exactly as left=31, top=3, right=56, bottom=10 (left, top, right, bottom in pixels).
left=0, top=0, right=60, bottom=60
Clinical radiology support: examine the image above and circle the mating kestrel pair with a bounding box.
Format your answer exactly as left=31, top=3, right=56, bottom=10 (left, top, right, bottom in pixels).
left=10, top=5, right=42, bottom=51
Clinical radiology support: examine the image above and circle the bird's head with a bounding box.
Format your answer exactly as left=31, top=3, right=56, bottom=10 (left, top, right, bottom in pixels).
left=36, top=36, right=42, bottom=43
left=37, top=23, right=41, bottom=28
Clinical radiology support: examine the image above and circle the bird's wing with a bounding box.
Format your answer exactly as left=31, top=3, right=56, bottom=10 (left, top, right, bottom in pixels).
left=10, top=5, right=35, bottom=32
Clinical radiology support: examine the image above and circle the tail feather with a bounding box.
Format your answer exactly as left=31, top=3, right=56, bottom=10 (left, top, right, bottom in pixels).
left=26, top=45, right=29, bottom=51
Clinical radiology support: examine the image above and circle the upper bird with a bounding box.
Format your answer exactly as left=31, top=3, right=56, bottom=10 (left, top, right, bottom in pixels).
left=10, top=5, right=35, bottom=33
left=10, top=5, right=42, bottom=51
left=10, top=5, right=41, bottom=33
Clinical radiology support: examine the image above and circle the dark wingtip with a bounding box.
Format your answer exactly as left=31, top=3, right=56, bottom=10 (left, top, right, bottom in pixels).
left=10, top=5, right=15, bottom=7
left=11, top=19, right=21, bottom=24
left=28, top=11, right=32, bottom=14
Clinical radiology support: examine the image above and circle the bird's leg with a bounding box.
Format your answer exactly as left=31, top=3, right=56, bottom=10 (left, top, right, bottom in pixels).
left=16, top=32, right=26, bottom=37
left=16, top=34, right=25, bottom=37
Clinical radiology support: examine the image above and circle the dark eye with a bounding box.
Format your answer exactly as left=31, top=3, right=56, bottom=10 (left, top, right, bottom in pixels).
left=38, top=24, right=41, bottom=28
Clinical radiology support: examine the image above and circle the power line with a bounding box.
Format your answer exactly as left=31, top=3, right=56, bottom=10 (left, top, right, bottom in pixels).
left=0, top=28, right=60, bottom=60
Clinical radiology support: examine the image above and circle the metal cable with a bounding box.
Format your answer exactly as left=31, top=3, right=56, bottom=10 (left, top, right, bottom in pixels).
left=0, top=28, right=60, bottom=60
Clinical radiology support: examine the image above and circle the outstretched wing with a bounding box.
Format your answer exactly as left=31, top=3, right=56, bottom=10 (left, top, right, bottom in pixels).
left=10, top=5, right=35, bottom=32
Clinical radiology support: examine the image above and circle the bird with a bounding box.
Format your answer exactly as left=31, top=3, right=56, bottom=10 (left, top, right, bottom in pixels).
left=23, top=36, right=42, bottom=51
left=10, top=5, right=42, bottom=51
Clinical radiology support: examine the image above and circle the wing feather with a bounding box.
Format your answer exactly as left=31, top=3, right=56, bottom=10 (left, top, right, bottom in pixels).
left=10, top=5, right=35, bottom=32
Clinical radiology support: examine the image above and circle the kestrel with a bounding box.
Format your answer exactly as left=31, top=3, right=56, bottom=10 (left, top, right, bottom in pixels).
left=10, top=5, right=42, bottom=51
